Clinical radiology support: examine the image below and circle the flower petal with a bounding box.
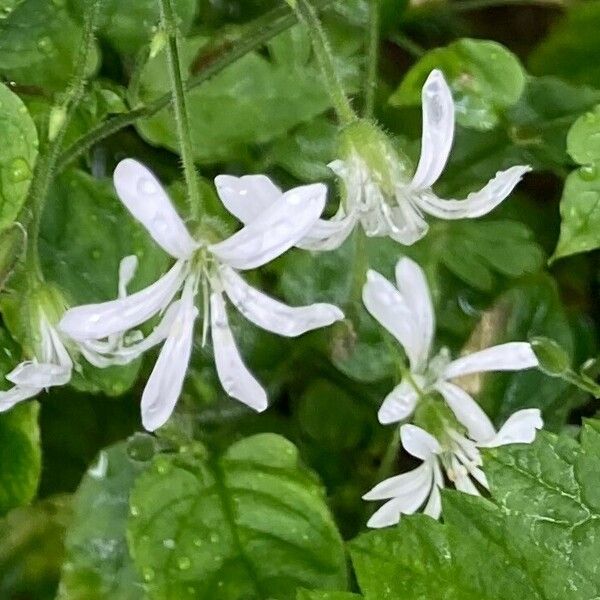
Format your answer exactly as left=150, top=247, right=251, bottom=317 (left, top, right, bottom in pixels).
left=6, top=361, right=71, bottom=388
left=209, top=183, right=327, bottom=270
left=219, top=266, right=343, bottom=337
left=362, top=269, right=425, bottom=371
left=0, top=385, right=41, bottom=412
left=366, top=498, right=404, bottom=528
left=414, top=166, right=531, bottom=220
left=395, top=257, right=434, bottom=371
left=423, top=481, right=442, bottom=519
left=59, top=261, right=187, bottom=342
left=297, top=212, right=357, bottom=251
left=443, top=342, right=539, bottom=379
left=434, top=381, right=496, bottom=443
left=210, top=292, right=268, bottom=412
left=410, top=69, right=455, bottom=190
left=479, top=408, right=543, bottom=448
left=381, top=200, right=429, bottom=246
left=378, top=379, right=419, bottom=425
left=214, top=174, right=280, bottom=224
left=140, top=292, right=198, bottom=431
left=363, top=461, right=433, bottom=500
left=118, top=255, right=138, bottom=298
left=113, top=159, right=198, bottom=259
left=400, top=424, right=441, bottom=460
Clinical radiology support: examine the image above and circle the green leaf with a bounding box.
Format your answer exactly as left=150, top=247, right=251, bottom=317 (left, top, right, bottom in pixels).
left=0, top=495, right=71, bottom=600
left=0, top=327, right=41, bottom=516
left=529, top=1, right=600, bottom=87
left=69, top=0, right=197, bottom=55
left=39, top=169, right=169, bottom=396
left=133, top=27, right=358, bottom=164
left=0, top=0, right=99, bottom=91
left=297, top=592, right=362, bottom=600
left=350, top=421, right=600, bottom=599
left=0, top=82, right=38, bottom=229
left=57, top=437, right=157, bottom=600
left=552, top=165, right=600, bottom=260
left=390, top=38, right=526, bottom=131
left=127, top=434, right=348, bottom=599
left=567, top=104, right=600, bottom=165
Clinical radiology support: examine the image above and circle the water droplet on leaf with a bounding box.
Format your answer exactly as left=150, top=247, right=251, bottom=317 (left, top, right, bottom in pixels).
left=9, top=158, right=31, bottom=183
left=178, top=556, right=191, bottom=570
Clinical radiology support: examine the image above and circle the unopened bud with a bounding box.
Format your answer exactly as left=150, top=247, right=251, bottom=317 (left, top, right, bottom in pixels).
left=530, top=336, right=571, bottom=377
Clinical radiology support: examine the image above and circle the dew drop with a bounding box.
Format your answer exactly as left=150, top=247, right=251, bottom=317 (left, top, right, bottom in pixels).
left=579, top=164, right=598, bottom=182
left=163, top=538, right=176, bottom=549
left=127, top=433, right=156, bottom=462
left=193, top=537, right=203, bottom=547
left=88, top=451, right=108, bottom=479
left=37, top=36, right=54, bottom=54
left=137, top=176, right=158, bottom=196
left=177, top=556, right=191, bottom=570
left=8, top=158, right=31, bottom=183
left=142, top=567, right=155, bottom=582
left=155, top=457, right=170, bottom=475
left=130, top=505, right=140, bottom=517
left=209, top=532, right=219, bottom=543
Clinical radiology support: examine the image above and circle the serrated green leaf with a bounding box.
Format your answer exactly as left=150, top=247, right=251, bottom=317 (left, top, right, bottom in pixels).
left=350, top=422, right=600, bottom=599
left=0, top=0, right=99, bottom=91
left=0, top=82, right=38, bottom=229
left=39, top=169, right=169, bottom=396
left=0, top=495, right=71, bottom=600
left=57, top=437, right=157, bottom=600
left=69, top=0, right=197, bottom=55
left=529, top=1, right=600, bottom=87
left=390, top=38, right=525, bottom=131
left=133, top=27, right=359, bottom=164
left=552, top=165, right=600, bottom=260
left=127, top=434, right=348, bottom=599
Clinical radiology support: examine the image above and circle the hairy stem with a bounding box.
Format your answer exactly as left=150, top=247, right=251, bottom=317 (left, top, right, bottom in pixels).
left=25, top=0, right=103, bottom=279
left=56, top=0, right=334, bottom=173
left=364, top=0, right=380, bottom=118
left=158, top=0, right=201, bottom=219
left=292, top=0, right=356, bottom=125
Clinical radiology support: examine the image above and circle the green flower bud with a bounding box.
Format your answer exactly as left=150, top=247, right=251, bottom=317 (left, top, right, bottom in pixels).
left=530, top=336, right=571, bottom=377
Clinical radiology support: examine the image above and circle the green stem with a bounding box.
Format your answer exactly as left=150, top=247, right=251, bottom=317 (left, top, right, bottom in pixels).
left=25, top=0, right=103, bottom=279
left=292, top=0, right=356, bottom=125
left=56, top=0, right=335, bottom=173
left=419, top=0, right=566, bottom=11
left=158, top=0, right=201, bottom=220
left=390, top=32, right=425, bottom=58
left=364, top=0, right=380, bottom=118
left=563, top=369, right=600, bottom=398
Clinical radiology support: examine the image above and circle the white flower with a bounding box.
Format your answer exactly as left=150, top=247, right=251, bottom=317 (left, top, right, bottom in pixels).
left=364, top=411, right=543, bottom=528
left=0, top=310, right=72, bottom=412
left=302, top=69, right=531, bottom=250
left=362, top=256, right=539, bottom=426
left=59, top=160, right=344, bottom=432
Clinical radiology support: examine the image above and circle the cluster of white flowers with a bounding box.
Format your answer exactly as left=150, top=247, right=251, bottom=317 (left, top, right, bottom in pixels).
left=0, top=70, right=542, bottom=525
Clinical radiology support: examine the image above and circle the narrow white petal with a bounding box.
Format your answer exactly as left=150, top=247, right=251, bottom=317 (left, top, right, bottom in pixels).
left=214, top=174, right=280, bottom=224
left=210, top=292, right=268, bottom=412
left=0, top=385, right=41, bottom=411
left=362, top=269, right=423, bottom=371
left=113, top=159, right=198, bottom=259
left=363, top=461, right=432, bottom=500
left=378, top=379, right=419, bottom=425
left=423, top=483, right=442, bottom=519
left=380, top=199, right=429, bottom=246
left=443, top=342, right=539, bottom=379
left=59, top=261, right=187, bottom=342
left=140, top=292, right=198, bottom=431
left=434, top=381, right=495, bottom=443
left=297, top=210, right=358, bottom=251
left=6, top=361, right=71, bottom=388
left=414, top=166, right=531, bottom=220
left=118, top=255, right=138, bottom=298
left=219, top=266, right=343, bottom=337
left=479, top=408, right=543, bottom=448
left=410, top=69, right=455, bottom=190
left=209, top=183, right=327, bottom=270
left=453, top=472, right=480, bottom=495
left=366, top=498, right=404, bottom=528
left=394, top=257, right=434, bottom=371
left=44, top=321, right=73, bottom=369
left=400, top=424, right=441, bottom=460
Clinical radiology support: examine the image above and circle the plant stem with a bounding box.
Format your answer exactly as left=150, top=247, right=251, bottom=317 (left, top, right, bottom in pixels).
left=390, top=32, right=425, bottom=57
left=418, top=0, right=566, bottom=11
left=364, top=0, right=380, bottom=119
left=158, top=0, right=201, bottom=220
left=292, top=0, right=356, bottom=126
left=25, top=0, right=103, bottom=279
left=56, top=0, right=335, bottom=173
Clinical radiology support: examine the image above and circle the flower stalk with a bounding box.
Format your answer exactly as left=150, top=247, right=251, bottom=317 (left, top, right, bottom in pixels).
left=364, top=0, right=380, bottom=118
left=158, top=0, right=202, bottom=221
left=290, top=0, right=356, bottom=126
